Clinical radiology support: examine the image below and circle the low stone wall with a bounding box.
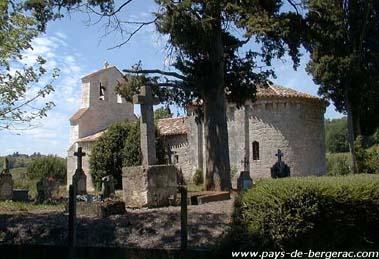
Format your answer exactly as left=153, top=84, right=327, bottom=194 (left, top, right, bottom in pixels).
left=122, top=165, right=178, bottom=208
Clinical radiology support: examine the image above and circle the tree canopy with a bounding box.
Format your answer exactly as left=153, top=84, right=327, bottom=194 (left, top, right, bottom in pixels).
left=304, top=0, right=379, bottom=172
left=27, top=155, right=66, bottom=182
left=0, top=0, right=59, bottom=130
left=325, top=118, right=349, bottom=153
left=154, top=106, right=173, bottom=120
left=22, top=0, right=306, bottom=190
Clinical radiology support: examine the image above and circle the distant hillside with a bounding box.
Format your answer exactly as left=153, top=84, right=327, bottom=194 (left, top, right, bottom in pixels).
left=0, top=153, right=64, bottom=170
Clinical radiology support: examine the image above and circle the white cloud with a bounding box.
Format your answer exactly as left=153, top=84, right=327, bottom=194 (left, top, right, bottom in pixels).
left=0, top=31, right=87, bottom=156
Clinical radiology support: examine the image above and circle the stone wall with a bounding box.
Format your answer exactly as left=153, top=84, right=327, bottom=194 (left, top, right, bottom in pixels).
left=77, top=68, right=136, bottom=139
left=122, top=165, right=177, bottom=208
left=227, top=98, right=326, bottom=187
left=181, top=98, right=326, bottom=187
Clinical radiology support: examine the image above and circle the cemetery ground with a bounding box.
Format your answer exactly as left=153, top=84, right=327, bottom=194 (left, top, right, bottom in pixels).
left=0, top=190, right=233, bottom=249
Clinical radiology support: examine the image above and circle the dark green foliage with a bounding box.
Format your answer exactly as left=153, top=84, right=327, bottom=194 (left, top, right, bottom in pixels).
left=355, top=136, right=379, bottom=174
left=325, top=118, right=349, bottom=153
left=90, top=121, right=140, bottom=190
left=326, top=153, right=351, bottom=176
left=154, top=107, right=173, bottom=120
left=226, top=175, right=379, bottom=252
left=193, top=169, right=203, bottom=186
left=27, top=155, right=66, bottom=183
left=90, top=121, right=167, bottom=190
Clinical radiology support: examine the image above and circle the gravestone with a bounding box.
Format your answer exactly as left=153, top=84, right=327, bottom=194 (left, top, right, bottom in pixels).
left=73, top=147, right=87, bottom=195
left=271, top=149, right=291, bottom=178
left=36, top=178, right=56, bottom=203
left=122, top=85, right=178, bottom=208
left=0, top=157, right=13, bottom=200
left=237, top=171, right=253, bottom=191
left=101, top=175, right=116, bottom=199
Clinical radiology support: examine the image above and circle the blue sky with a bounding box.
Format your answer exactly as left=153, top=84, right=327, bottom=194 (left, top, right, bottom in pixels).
left=0, top=1, right=343, bottom=157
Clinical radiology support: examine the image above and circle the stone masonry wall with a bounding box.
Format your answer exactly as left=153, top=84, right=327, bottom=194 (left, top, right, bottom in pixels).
left=226, top=98, right=326, bottom=187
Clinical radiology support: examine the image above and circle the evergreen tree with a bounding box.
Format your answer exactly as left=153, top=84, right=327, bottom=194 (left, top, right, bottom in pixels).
left=304, top=0, right=379, bottom=172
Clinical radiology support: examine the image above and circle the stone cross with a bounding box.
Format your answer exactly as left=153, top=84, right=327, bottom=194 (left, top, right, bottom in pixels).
left=73, top=147, right=87, bottom=195
left=74, top=147, right=86, bottom=171
left=275, top=149, right=284, bottom=163
left=133, top=85, right=159, bottom=166
left=2, top=157, right=9, bottom=174
left=240, top=156, right=249, bottom=172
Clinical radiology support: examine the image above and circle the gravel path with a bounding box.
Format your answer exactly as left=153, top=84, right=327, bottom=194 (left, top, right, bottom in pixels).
left=0, top=198, right=234, bottom=249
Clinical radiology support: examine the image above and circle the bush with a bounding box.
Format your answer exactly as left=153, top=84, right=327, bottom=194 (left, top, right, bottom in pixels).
left=226, top=175, right=379, bottom=252
left=27, top=155, right=66, bottom=183
left=326, top=153, right=351, bottom=176
left=90, top=120, right=167, bottom=190
left=90, top=121, right=141, bottom=190
left=193, top=169, right=203, bottom=185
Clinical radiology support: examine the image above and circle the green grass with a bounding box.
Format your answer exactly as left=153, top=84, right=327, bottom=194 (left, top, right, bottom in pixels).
left=0, top=200, right=66, bottom=213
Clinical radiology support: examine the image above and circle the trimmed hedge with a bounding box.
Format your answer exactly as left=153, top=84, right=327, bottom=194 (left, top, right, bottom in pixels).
left=227, top=175, right=379, bottom=251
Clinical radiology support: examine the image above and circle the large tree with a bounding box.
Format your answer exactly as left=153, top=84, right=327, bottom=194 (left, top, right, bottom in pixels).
left=304, top=0, right=379, bottom=173
left=26, top=0, right=304, bottom=190
left=119, top=1, right=304, bottom=191
left=0, top=1, right=58, bottom=130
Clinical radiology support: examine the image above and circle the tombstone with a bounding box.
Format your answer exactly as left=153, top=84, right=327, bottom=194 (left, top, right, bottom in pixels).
left=122, top=85, right=178, bottom=208
left=237, top=171, right=253, bottom=192
left=271, top=149, right=291, bottom=178
left=101, top=175, right=116, bottom=199
left=0, top=157, right=13, bottom=200
left=73, top=147, right=87, bottom=195
left=36, top=177, right=56, bottom=203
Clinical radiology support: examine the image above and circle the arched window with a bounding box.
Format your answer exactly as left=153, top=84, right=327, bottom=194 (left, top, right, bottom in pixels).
left=252, top=141, right=259, bottom=160
left=99, top=82, right=105, bottom=100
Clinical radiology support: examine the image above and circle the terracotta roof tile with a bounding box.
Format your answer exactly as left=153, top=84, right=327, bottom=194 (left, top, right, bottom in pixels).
left=76, top=130, right=106, bottom=143
left=157, top=117, right=187, bottom=136
left=69, top=108, right=88, bottom=123
left=256, top=84, right=322, bottom=101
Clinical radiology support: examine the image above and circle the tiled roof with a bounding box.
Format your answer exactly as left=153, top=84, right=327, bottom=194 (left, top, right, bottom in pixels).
left=256, top=84, right=323, bottom=102
left=69, top=108, right=88, bottom=123
left=157, top=117, right=188, bottom=136
left=81, top=66, right=123, bottom=80
left=76, top=130, right=106, bottom=143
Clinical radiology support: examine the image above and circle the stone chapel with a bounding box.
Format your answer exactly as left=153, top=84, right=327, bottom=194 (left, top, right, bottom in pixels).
left=67, top=66, right=327, bottom=191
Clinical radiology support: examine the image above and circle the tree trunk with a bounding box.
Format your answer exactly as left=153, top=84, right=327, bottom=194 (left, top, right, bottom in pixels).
left=344, top=87, right=358, bottom=173
left=203, top=91, right=231, bottom=191
left=202, top=2, right=231, bottom=191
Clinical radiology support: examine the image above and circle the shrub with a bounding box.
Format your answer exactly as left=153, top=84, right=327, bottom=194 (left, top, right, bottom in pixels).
left=27, top=155, right=66, bottom=183
left=326, top=153, right=351, bottom=176
left=226, top=175, right=379, bottom=252
left=90, top=121, right=167, bottom=190
left=193, top=169, right=203, bottom=185
left=90, top=121, right=140, bottom=190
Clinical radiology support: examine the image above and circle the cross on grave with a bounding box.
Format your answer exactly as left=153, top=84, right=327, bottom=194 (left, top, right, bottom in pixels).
left=73, top=147, right=87, bottom=195
left=2, top=157, right=9, bottom=174
left=74, top=147, right=86, bottom=171
left=133, top=85, right=160, bottom=166
left=240, top=156, right=250, bottom=172
left=275, top=149, right=284, bottom=163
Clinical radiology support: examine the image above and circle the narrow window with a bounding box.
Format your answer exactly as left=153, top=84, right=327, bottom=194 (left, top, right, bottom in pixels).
left=252, top=141, right=259, bottom=160
left=174, top=155, right=179, bottom=164
left=99, top=82, right=105, bottom=100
